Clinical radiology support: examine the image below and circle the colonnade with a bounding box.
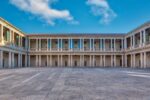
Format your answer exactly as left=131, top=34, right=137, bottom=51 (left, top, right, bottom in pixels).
left=0, top=50, right=27, bottom=68
left=29, top=54, right=124, bottom=67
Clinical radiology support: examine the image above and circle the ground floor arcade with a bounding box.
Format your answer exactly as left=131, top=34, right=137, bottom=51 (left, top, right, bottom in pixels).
left=29, top=54, right=124, bottom=67
left=0, top=50, right=150, bottom=68
left=0, top=50, right=27, bottom=68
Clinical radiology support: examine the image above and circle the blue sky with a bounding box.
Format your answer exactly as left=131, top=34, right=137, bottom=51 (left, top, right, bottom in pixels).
left=0, top=0, right=150, bottom=34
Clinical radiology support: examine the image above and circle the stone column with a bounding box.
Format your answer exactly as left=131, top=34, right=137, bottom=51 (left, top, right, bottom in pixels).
left=68, top=38, right=70, bottom=51
left=61, top=55, right=63, bottom=67
left=103, top=39, right=105, bottom=51
left=124, top=38, right=127, bottom=50
left=83, top=55, right=84, bottom=67
left=25, top=54, right=27, bottom=67
left=133, top=54, right=135, bottom=68
left=18, top=53, right=21, bottom=67
left=36, top=55, right=38, bottom=67
left=80, top=38, right=82, bottom=51
left=61, top=39, right=63, bottom=51
left=144, top=52, right=147, bottom=68
left=39, top=39, right=41, bottom=51
left=71, top=39, right=73, bottom=51
left=100, top=55, right=102, bottom=66
left=111, top=55, right=113, bottom=67
left=140, top=53, right=143, bottom=68
left=133, top=35, right=135, bottom=48
left=114, top=55, right=116, bottom=67
left=122, top=55, right=124, bottom=67
left=83, top=39, right=84, bottom=51
left=131, top=54, right=133, bottom=68
left=50, top=39, right=52, bottom=51
left=47, top=55, right=49, bottom=67
left=28, top=55, right=30, bottom=67
left=93, top=55, right=95, bottom=67
left=12, top=31, right=14, bottom=45
left=130, top=36, right=132, bottom=49
left=0, top=25, right=4, bottom=45
left=125, top=54, right=127, bottom=67
left=20, top=54, right=22, bottom=67
left=57, top=39, right=59, bottom=51
left=25, top=37, right=28, bottom=50
left=0, top=50, right=3, bottom=68
left=68, top=54, right=71, bottom=67
left=9, top=52, right=11, bottom=68
left=103, top=55, right=106, bottom=67
left=121, top=39, right=124, bottom=50
left=90, top=38, right=92, bottom=51
left=50, top=55, right=52, bottom=67
left=29, top=39, right=30, bottom=50
left=80, top=55, right=82, bottom=67
left=39, top=55, right=41, bottom=67
left=20, top=37, right=22, bottom=47
left=90, top=55, right=91, bottom=67
left=143, top=30, right=146, bottom=46
left=93, top=39, right=95, bottom=51
left=140, top=31, right=143, bottom=47
left=47, top=39, right=49, bottom=51
left=71, top=55, right=73, bottom=67
left=114, top=39, right=116, bottom=51
left=111, top=39, right=113, bottom=51
left=100, top=39, right=102, bottom=51
left=57, top=55, right=59, bottom=67
left=36, top=39, right=38, bottom=51
left=12, top=53, right=14, bottom=68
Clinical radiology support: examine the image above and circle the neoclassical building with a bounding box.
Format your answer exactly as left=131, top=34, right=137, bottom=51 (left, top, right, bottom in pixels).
left=0, top=17, right=150, bottom=68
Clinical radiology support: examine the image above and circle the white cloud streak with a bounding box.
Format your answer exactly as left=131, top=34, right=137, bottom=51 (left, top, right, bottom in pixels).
left=10, top=0, right=76, bottom=25
left=87, top=0, right=117, bottom=24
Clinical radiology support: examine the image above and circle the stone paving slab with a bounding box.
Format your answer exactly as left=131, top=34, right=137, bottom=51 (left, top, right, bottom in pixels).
left=0, top=68, right=150, bottom=100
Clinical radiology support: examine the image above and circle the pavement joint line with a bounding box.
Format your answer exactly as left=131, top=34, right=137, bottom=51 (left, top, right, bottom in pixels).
left=11, top=72, right=42, bottom=89
left=128, top=73, right=150, bottom=78
left=0, top=75, right=14, bottom=82
left=0, top=72, right=12, bottom=76
left=124, top=71, right=150, bottom=75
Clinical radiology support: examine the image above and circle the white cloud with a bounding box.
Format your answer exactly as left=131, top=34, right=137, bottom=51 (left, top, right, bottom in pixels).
left=10, top=0, right=76, bottom=25
left=87, top=0, right=117, bottom=24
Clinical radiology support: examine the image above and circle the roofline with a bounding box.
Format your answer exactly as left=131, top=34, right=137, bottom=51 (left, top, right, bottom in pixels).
left=0, top=17, right=26, bottom=35
left=1, top=17, right=150, bottom=37
left=127, top=21, right=150, bottom=35
left=27, top=33, right=126, bottom=37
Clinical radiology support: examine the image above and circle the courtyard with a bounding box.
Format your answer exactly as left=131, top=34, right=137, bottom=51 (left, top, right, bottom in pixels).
left=0, top=68, right=150, bottom=100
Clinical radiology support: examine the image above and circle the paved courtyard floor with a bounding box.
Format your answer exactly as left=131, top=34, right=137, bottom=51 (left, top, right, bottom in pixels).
left=0, top=67, right=150, bottom=100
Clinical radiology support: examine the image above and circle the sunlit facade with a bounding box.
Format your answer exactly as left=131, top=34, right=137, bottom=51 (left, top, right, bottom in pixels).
left=0, top=18, right=150, bottom=68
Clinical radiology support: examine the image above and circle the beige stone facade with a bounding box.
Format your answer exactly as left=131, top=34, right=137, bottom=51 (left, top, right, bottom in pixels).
left=0, top=17, right=150, bottom=68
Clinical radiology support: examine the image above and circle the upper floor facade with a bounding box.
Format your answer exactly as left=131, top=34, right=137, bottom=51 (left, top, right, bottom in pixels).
left=0, top=18, right=27, bottom=51
left=0, top=17, right=150, bottom=53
